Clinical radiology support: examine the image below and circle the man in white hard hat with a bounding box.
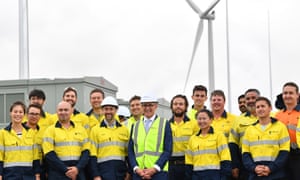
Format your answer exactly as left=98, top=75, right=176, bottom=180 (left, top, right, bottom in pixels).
left=89, top=96, right=130, bottom=180
left=118, top=105, right=130, bottom=125
left=128, top=95, right=172, bottom=180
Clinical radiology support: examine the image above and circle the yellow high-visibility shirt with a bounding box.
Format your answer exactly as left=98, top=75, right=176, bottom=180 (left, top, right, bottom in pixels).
left=185, top=127, right=231, bottom=171
left=242, top=118, right=290, bottom=162
left=187, top=108, right=198, bottom=121
left=228, top=112, right=258, bottom=148
left=170, top=116, right=199, bottom=157
left=42, top=121, right=89, bottom=161
left=0, top=124, right=39, bottom=168
left=212, top=111, right=237, bottom=139
left=90, top=120, right=129, bottom=163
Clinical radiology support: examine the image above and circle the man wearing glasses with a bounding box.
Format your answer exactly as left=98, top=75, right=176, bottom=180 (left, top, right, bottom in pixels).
left=128, top=95, right=172, bottom=180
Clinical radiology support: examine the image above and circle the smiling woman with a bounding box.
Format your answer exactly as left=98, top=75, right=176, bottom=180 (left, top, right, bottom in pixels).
left=0, top=101, right=41, bottom=179
left=185, top=109, right=231, bottom=180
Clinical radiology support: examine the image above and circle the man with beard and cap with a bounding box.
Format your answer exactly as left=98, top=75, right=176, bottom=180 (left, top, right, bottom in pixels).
left=52, top=87, right=90, bottom=132
left=168, top=94, right=198, bottom=180
left=229, top=88, right=260, bottom=179
left=43, top=101, right=90, bottom=180
left=89, top=96, right=130, bottom=180
left=238, top=94, right=247, bottom=114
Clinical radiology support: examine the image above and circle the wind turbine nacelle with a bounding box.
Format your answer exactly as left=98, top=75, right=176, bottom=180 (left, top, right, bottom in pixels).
left=201, top=11, right=215, bottom=20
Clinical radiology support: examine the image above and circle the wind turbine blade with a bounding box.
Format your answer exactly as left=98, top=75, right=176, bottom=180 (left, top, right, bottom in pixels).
left=202, top=0, right=220, bottom=17
left=183, top=19, right=204, bottom=93
left=186, top=0, right=202, bottom=14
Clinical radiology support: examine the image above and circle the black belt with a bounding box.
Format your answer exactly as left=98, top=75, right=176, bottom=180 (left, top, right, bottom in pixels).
left=169, top=159, right=185, bottom=165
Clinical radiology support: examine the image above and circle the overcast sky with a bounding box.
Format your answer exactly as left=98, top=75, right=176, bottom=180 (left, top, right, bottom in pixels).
left=0, top=0, right=299, bottom=114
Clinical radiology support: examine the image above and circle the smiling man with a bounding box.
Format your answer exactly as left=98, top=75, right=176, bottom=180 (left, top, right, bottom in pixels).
left=43, top=101, right=90, bottom=180
left=276, top=82, right=300, bottom=180
left=52, top=87, right=90, bottom=132
left=228, top=88, right=260, bottom=179
left=243, top=97, right=289, bottom=179
left=168, top=94, right=198, bottom=180
left=210, top=90, right=236, bottom=139
left=187, top=85, right=208, bottom=121
left=128, top=95, right=172, bottom=180
left=89, top=96, right=129, bottom=180
left=127, top=95, right=143, bottom=133
left=86, top=88, right=105, bottom=129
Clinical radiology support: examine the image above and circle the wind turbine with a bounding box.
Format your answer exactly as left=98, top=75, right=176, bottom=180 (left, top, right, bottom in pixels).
left=183, top=0, right=221, bottom=93
left=19, top=0, right=29, bottom=79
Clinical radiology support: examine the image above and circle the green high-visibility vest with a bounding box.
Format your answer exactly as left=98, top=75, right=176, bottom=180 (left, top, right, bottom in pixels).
left=132, top=116, right=168, bottom=171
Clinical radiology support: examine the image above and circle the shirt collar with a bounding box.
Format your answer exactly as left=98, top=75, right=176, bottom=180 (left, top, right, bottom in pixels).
left=283, top=104, right=300, bottom=112
left=86, top=109, right=93, bottom=116
left=4, top=122, right=30, bottom=131
left=22, top=122, right=40, bottom=130
left=73, top=109, right=80, bottom=115
left=144, top=114, right=157, bottom=122
left=221, top=110, right=227, bottom=118
left=100, top=119, right=122, bottom=128
left=196, top=126, right=214, bottom=136
left=55, top=121, right=75, bottom=128
left=253, top=117, right=278, bottom=126
left=169, top=115, right=190, bottom=123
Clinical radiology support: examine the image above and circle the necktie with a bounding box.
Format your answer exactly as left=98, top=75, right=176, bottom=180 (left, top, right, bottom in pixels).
left=145, top=119, right=152, bottom=132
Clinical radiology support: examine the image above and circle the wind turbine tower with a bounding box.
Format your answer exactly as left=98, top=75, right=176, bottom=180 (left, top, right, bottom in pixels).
left=19, top=0, right=29, bottom=79
left=184, top=0, right=221, bottom=93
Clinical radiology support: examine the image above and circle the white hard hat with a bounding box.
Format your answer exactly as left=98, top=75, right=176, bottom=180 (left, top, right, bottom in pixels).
left=141, top=95, right=158, bottom=103
left=101, top=96, right=118, bottom=107
left=117, top=106, right=130, bottom=117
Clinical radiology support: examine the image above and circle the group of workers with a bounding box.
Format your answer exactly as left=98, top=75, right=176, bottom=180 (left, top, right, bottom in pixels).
left=0, top=81, right=299, bottom=180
